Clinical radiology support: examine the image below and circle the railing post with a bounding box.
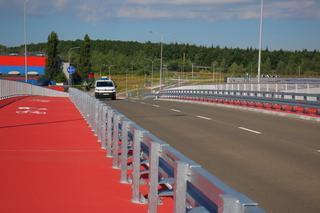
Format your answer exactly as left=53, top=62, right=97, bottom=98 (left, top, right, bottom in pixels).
left=113, top=114, right=122, bottom=169
left=132, top=129, right=144, bottom=204
left=174, top=161, right=189, bottom=213
left=148, top=141, right=161, bottom=213
left=101, top=105, right=108, bottom=150
left=120, top=120, right=131, bottom=184
left=106, top=109, right=114, bottom=157
left=221, top=195, right=245, bottom=213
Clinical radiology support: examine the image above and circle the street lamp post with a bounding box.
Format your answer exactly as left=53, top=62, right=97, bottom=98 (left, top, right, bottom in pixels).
left=145, top=58, right=157, bottom=88
left=24, top=0, right=28, bottom=83
left=150, top=31, right=165, bottom=91
left=160, top=35, right=163, bottom=91
left=68, top=46, right=80, bottom=87
left=257, top=0, right=264, bottom=84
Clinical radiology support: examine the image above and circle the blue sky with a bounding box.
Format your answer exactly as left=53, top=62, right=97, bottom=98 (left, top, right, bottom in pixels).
left=0, top=0, right=319, bottom=50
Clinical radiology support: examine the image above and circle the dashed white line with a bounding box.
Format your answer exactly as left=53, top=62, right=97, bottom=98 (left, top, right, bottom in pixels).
left=141, top=102, right=146, bottom=104
left=152, top=104, right=160, bottom=108
left=317, top=150, right=320, bottom=153
left=196, top=115, right=212, bottom=120
left=238, top=127, right=262, bottom=135
left=170, top=109, right=181, bottom=113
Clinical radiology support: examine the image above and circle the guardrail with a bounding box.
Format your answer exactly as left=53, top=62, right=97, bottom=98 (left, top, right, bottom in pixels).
left=69, top=88, right=265, bottom=213
left=173, top=83, right=320, bottom=94
left=159, top=89, right=320, bottom=110
left=0, top=79, right=68, bottom=99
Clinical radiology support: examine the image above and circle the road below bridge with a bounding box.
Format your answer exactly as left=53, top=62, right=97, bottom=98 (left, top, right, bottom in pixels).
left=105, top=98, right=320, bottom=213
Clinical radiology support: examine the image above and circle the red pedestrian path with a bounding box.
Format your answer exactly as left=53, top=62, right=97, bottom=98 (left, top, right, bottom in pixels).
left=0, top=96, right=171, bottom=213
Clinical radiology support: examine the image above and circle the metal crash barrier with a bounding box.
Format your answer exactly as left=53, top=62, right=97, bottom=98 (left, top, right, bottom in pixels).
left=159, top=89, right=320, bottom=110
left=69, top=88, right=265, bottom=213
left=0, top=79, right=68, bottom=99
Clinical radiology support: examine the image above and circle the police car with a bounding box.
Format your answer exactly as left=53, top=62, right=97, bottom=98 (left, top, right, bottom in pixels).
left=94, top=77, right=116, bottom=100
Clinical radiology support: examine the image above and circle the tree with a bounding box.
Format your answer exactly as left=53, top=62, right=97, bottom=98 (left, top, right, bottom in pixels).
left=79, top=34, right=92, bottom=80
left=45, top=32, right=61, bottom=80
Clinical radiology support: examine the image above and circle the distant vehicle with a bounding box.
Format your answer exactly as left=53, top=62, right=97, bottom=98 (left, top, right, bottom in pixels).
left=94, top=77, right=116, bottom=100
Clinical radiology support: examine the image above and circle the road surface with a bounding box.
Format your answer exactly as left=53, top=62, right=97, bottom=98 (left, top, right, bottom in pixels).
left=105, top=98, right=320, bottom=213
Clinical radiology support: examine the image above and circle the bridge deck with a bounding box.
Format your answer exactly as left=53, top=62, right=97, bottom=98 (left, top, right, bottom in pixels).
left=0, top=96, right=171, bottom=213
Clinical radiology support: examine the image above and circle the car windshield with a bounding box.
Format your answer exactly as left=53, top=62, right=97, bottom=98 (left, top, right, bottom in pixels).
left=96, top=81, right=113, bottom=87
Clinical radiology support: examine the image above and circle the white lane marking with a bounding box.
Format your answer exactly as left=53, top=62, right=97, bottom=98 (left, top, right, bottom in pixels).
left=170, top=109, right=181, bottom=113
left=196, top=115, right=212, bottom=120
left=317, top=150, right=320, bottom=153
left=238, top=127, right=262, bottom=135
left=141, top=102, right=146, bottom=104
left=152, top=104, right=160, bottom=108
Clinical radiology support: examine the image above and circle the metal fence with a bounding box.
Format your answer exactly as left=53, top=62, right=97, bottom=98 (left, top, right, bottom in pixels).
left=0, top=79, right=68, bottom=99
left=69, top=88, right=265, bottom=213
left=172, top=83, right=320, bottom=94
left=160, top=88, right=320, bottom=109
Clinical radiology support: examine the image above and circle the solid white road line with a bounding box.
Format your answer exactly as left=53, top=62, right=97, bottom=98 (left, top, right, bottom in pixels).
left=170, top=109, right=181, bottom=113
left=238, top=127, right=262, bottom=134
left=152, top=104, right=160, bottom=108
left=196, top=115, right=212, bottom=120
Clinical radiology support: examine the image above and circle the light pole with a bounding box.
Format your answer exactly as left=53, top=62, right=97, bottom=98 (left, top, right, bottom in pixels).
left=150, top=31, right=165, bottom=91
left=145, top=58, right=160, bottom=88
left=257, top=0, right=264, bottom=84
left=24, top=0, right=28, bottom=83
left=68, top=46, right=80, bottom=87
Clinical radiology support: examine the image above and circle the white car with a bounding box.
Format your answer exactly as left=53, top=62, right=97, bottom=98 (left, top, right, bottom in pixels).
left=94, top=77, right=116, bottom=100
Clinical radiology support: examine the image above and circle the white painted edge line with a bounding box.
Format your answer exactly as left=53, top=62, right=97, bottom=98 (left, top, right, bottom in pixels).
left=238, top=127, right=262, bottom=135
left=170, top=109, right=181, bottom=113
left=152, top=104, right=160, bottom=108
left=196, top=115, right=212, bottom=120
left=141, top=102, right=146, bottom=104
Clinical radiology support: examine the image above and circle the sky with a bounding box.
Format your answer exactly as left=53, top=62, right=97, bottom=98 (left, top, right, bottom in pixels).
left=0, top=0, right=319, bottom=50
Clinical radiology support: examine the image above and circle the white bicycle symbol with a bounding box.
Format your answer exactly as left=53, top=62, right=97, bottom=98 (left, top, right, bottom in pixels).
left=16, top=107, right=48, bottom=115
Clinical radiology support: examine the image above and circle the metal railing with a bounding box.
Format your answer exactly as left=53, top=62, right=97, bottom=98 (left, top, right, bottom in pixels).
left=0, top=79, right=68, bottom=99
left=172, top=83, right=320, bottom=94
left=69, top=88, right=265, bottom=213
left=160, top=89, right=320, bottom=109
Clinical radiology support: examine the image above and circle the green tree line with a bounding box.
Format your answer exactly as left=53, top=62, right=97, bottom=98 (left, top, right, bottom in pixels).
left=2, top=37, right=320, bottom=78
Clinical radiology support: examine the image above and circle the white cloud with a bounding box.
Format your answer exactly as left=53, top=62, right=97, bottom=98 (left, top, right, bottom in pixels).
left=0, top=0, right=319, bottom=21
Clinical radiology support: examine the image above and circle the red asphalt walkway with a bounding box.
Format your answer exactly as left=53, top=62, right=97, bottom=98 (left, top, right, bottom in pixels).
left=0, top=96, right=171, bottom=213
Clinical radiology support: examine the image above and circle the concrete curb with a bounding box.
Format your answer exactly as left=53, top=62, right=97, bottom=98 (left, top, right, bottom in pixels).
left=160, top=98, right=320, bottom=123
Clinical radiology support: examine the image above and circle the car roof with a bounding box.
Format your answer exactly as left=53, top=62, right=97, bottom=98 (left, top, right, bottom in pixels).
left=96, top=79, right=113, bottom=82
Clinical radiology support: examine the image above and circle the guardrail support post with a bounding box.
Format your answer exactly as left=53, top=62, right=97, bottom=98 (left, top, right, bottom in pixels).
left=112, top=114, right=121, bottom=169
left=174, top=161, right=189, bottom=213
left=132, top=129, right=143, bottom=204
left=120, top=120, right=131, bottom=184
left=106, top=109, right=114, bottom=157
left=148, top=141, right=161, bottom=213
left=101, top=106, right=108, bottom=149
left=221, top=195, right=245, bottom=213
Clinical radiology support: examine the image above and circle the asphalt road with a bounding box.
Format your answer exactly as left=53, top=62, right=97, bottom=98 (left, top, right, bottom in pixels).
left=105, top=98, right=320, bottom=213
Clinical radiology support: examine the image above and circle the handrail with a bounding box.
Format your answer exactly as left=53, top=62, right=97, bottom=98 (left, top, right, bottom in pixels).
left=69, top=88, right=265, bottom=213
left=0, top=79, right=68, bottom=99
